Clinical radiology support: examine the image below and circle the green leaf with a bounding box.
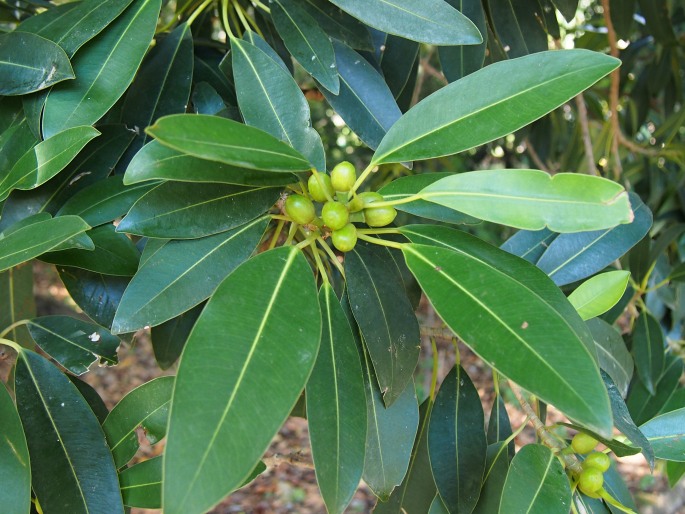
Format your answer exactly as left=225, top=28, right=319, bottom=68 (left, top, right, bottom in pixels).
left=400, top=225, right=613, bottom=437
left=112, top=217, right=268, bottom=333
left=68, top=375, right=110, bottom=424
left=345, top=242, right=420, bottom=406
left=632, top=311, right=665, bottom=396
left=299, top=0, right=373, bottom=50
left=150, top=304, right=202, bottom=370
left=123, top=140, right=296, bottom=187
left=473, top=443, right=511, bottom=514
left=146, top=114, right=311, bottom=172
left=56, top=176, right=158, bottom=227
left=0, top=126, right=100, bottom=202
left=379, top=35, right=419, bottom=102
left=429, top=365, right=487, bottom=514
left=551, top=0, right=578, bottom=21
left=568, top=270, right=631, bottom=320
left=26, top=315, right=120, bottom=375
left=419, top=169, right=632, bottom=233
left=231, top=36, right=325, bottom=170
left=488, top=0, right=548, bottom=58
left=318, top=41, right=401, bottom=151
left=116, top=182, right=277, bottom=239
left=669, top=261, right=685, bottom=283
left=306, top=284, right=366, bottom=514
left=499, top=444, right=571, bottom=514
left=372, top=49, right=620, bottom=165
left=329, top=0, right=482, bottom=45
left=487, top=395, right=515, bottom=459
left=15, top=349, right=123, bottom=514
left=587, top=319, right=633, bottom=398
left=164, top=246, right=321, bottom=514
left=0, top=32, right=74, bottom=96
left=0, top=264, right=36, bottom=348
left=627, top=354, right=683, bottom=426
left=640, top=408, right=685, bottom=462
left=42, top=0, right=162, bottom=138
left=270, top=0, right=339, bottom=94
left=429, top=496, right=450, bottom=514
left=40, top=224, right=140, bottom=276
left=119, top=456, right=162, bottom=508
left=0, top=215, right=90, bottom=272
left=0, top=380, right=31, bottom=514
left=438, top=0, right=487, bottom=82
left=18, top=0, right=134, bottom=57
left=666, top=461, right=685, bottom=488
left=102, top=376, right=174, bottom=468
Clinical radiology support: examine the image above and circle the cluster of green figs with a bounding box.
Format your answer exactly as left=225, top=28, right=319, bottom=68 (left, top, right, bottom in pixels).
left=570, top=432, right=614, bottom=496
left=284, top=161, right=397, bottom=252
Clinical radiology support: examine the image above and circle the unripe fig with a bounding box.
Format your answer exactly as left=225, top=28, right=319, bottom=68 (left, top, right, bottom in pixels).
left=364, top=206, right=397, bottom=227
left=285, top=194, right=316, bottom=225
left=308, top=173, right=334, bottom=202
left=330, top=161, right=356, bottom=192
left=331, top=223, right=357, bottom=252
left=322, top=201, right=349, bottom=231
left=571, top=433, right=599, bottom=455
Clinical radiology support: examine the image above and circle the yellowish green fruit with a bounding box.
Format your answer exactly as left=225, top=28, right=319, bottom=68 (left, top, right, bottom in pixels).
left=331, top=223, right=357, bottom=252
left=285, top=194, right=315, bottom=225
left=322, top=201, right=349, bottom=231
left=330, top=161, right=356, bottom=192
left=582, top=452, right=611, bottom=473
left=578, top=467, right=604, bottom=495
left=349, top=191, right=382, bottom=212
left=308, top=173, right=334, bottom=202
left=571, top=433, right=599, bottom=454
left=364, top=205, right=397, bottom=227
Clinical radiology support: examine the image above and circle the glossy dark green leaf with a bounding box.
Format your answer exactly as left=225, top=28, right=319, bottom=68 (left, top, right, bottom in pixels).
left=360, top=346, right=419, bottom=501
left=662, top=389, right=685, bottom=416
left=15, top=349, right=123, bottom=514
left=271, top=0, right=339, bottom=93
left=573, top=493, right=611, bottom=514
left=632, top=311, right=665, bottom=395
left=0, top=31, right=74, bottom=95
left=429, top=496, right=450, bottom=514
left=329, top=0, right=482, bottom=45
left=379, top=34, right=419, bottom=100
left=68, top=375, right=109, bottom=424
left=42, top=0, right=162, bottom=138
left=116, top=182, right=277, bottom=239
left=26, top=315, right=119, bottom=375
left=300, top=0, right=373, bottom=50
left=58, top=267, right=130, bottom=328
left=551, top=0, right=578, bottom=21
left=119, top=456, right=162, bottom=508
left=400, top=225, right=613, bottom=437
left=150, top=304, right=202, bottom=370
left=669, top=262, right=685, bottom=283
left=0, top=263, right=36, bottom=348
left=499, top=444, right=571, bottom=514
left=640, top=407, right=685, bottom=462
left=487, top=395, right=515, bottom=459
left=378, top=173, right=478, bottom=224
left=627, top=354, right=683, bottom=426
left=429, top=365, right=486, bottom=513
left=375, top=399, right=437, bottom=514
left=306, top=283, right=366, bottom=514
left=372, top=50, right=620, bottom=165
left=112, top=217, right=267, bottom=334
left=0, top=380, right=30, bottom=514
left=439, top=0, right=487, bottom=82
left=103, top=376, right=174, bottom=468
left=488, top=0, right=548, bottom=58
left=0, top=215, right=90, bottom=272
left=420, top=169, right=632, bottom=233
left=164, top=246, right=321, bottom=514
left=473, top=442, right=510, bottom=514
left=56, top=176, right=156, bottom=227
left=19, top=0, right=134, bottom=57
left=191, top=81, right=227, bottom=115
left=587, top=319, right=633, bottom=398
left=637, top=0, right=676, bottom=46
left=0, top=126, right=100, bottom=202
left=231, top=36, right=325, bottom=170
left=603, top=460, right=637, bottom=512
left=568, top=271, right=631, bottom=321
left=345, top=242, right=420, bottom=406
left=147, top=114, right=311, bottom=172
left=535, top=193, right=652, bottom=286
left=319, top=41, right=402, bottom=150
left=610, top=0, right=635, bottom=39
left=41, top=224, right=140, bottom=276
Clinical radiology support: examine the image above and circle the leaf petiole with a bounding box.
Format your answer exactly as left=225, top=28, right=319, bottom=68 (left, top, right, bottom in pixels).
left=356, top=233, right=403, bottom=249
left=186, top=0, right=214, bottom=26
left=0, top=321, right=29, bottom=340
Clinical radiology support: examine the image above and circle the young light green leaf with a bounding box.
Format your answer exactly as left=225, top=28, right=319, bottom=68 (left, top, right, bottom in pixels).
left=0, top=32, right=74, bottom=96
left=400, top=225, right=613, bottom=437
left=147, top=114, right=311, bottom=172
left=15, top=349, right=123, bottom=514
left=306, top=284, right=367, bottom=514
left=372, top=50, right=620, bottom=165
left=419, top=169, right=632, bottom=233
left=42, top=0, right=162, bottom=138
left=26, top=315, right=120, bottom=375
left=568, top=270, right=631, bottom=320
left=119, top=456, right=162, bottom=508
left=640, top=408, right=685, bottom=462
left=0, top=215, right=90, bottom=272
left=164, top=246, right=321, bottom=514
left=632, top=311, right=665, bottom=396
left=103, top=376, right=174, bottom=468
left=112, top=217, right=268, bottom=333
left=498, top=444, right=571, bottom=514
left=329, top=0, right=482, bottom=45
left=0, top=126, right=100, bottom=202
left=0, top=382, right=31, bottom=514
left=429, top=365, right=487, bottom=514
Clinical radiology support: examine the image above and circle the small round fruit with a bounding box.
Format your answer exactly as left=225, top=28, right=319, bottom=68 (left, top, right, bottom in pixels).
left=582, top=452, right=611, bottom=473
left=285, top=194, right=316, bottom=225
left=331, top=223, right=357, bottom=252
left=322, top=201, right=349, bottom=231
left=571, top=433, right=599, bottom=454
left=364, top=205, right=397, bottom=227
left=578, top=467, right=604, bottom=495
left=331, top=161, right=357, bottom=192
left=348, top=191, right=383, bottom=212
left=308, top=173, right=334, bottom=202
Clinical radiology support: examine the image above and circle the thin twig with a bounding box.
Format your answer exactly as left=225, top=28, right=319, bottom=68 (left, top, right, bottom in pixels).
left=524, top=138, right=553, bottom=173
left=575, top=93, right=598, bottom=175
left=263, top=450, right=314, bottom=470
